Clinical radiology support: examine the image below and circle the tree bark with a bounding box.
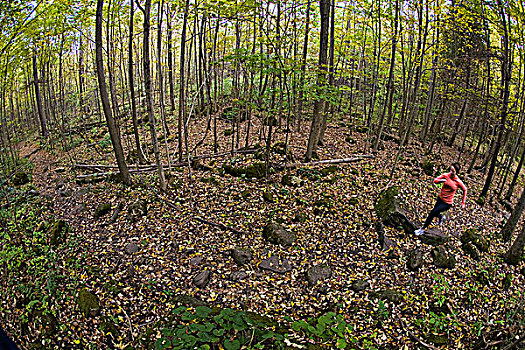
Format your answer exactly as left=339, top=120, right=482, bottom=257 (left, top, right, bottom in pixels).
left=95, top=0, right=131, bottom=185
left=143, top=0, right=167, bottom=191
left=128, top=0, right=147, bottom=164
left=305, top=0, right=330, bottom=162
left=33, top=55, right=48, bottom=138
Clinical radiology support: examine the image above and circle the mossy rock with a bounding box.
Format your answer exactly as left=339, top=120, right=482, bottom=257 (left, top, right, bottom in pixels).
left=241, top=190, right=251, bottom=199
left=297, top=168, right=322, bottom=181
left=431, top=246, right=456, bottom=269
left=94, top=203, right=112, bottom=219
left=262, top=222, right=296, bottom=246
left=78, top=289, right=100, bottom=317
left=320, top=165, right=338, bottom=176
left=200, top=176, right=219, bottom=186
left=313, top=197, right=333, bottom=209
left=503, top=273, right=513, bottom=291
left=348, top=197, right=359, bottom=206
left=378, top=289, right=404, bottom=304
left=461, top=242, right=480, bottom=260
left=263, top=190, right=274, bottom=203
left=13, top=171, right=30, bottom=186
left=475, top=270, right=491, bottom=287
left=48, top=219, right=67, bottom=246
left=224, top=129, right=233, bottom=136
left=223, top=161, right=266, bottom=179
left=374, top=186, right=399, bottom=220
left=374, top=186, right=416, bottom=234
left=407, top=247, right=423, bottom=271
left=281, top=174, right=302, bottom=187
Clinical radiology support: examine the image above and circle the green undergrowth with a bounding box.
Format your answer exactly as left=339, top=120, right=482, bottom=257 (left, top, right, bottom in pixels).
left=0, top=186, right=83, bottom=349
left=138, top=303, right=364, bottom=350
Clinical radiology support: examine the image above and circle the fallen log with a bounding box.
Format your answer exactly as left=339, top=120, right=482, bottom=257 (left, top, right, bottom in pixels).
left=274, top=154, right=375, bottom=171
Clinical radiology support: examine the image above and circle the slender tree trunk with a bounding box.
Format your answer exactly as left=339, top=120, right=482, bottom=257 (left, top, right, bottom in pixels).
left=504, top=221, right=525, bottom=265
left=480, top=3, right=511, bottom=201
left=142, top=0, right=167, bottom=191
left=305, top=0, right=330, bottom=162
left=296, top=0, right=311, bottom=133
left=178, top=0, right=190, bottom=162
left=95, top=0, right=131, bottom=185
left=33, top=55, right=48, bottom=138
left=129, top=0, right=147, bottom=164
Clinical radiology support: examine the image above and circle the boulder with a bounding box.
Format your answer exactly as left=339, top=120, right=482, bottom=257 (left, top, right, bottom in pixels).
left=128, top=199, right=147, bottom=221
left=190, top=256, right=203, bottom=267
left=374, top=186, right=416, bottom=234
left=418, top=228, right=450, bottom=246
left=306, top=265, right=332, bottom=286
left=48, top=219, right=67, bottom=246
left=461, top=242, right=480, bottom=260
left=351, top=279, right=370, bottom=292
left=503, top=273, right=513, bottom=291
left=124, top=243, right=139, bottom=255
left=293, top=211, right=308, bottom=223
left=94, top=203, right=112, bottom=219
left=193, top=270, right=211, bottom=288
left=378, top=289, right=404, bottom=304
left=78, top=289, right=100, bottom=317
left=262, top=223, right=295, bottom=246
left=407, top=247, right=423, bottom=271
left=13, top=171, right=30, bottom=186
left=223, top=161, right=266, bottom=179
left=259, top=255, right=292, bottom=274
left=262, top=190, right=275, bottom=203
left=281, top=174, right=302, bottom=187
left=376, top=221, right=397, bottom=252
left=424, top=334, right=449, bottom=346
left=229, top=271, right=248, bottom=281
left=231, top=247, right=253, bottom=266
left=431, top=246, right=456, bottom=269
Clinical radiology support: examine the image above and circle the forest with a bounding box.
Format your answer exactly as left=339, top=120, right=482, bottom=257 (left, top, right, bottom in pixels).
left=1, top=0, right=525, bottom=348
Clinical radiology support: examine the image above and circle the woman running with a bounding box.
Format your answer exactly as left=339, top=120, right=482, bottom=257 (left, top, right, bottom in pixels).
left=415, top=163, right=467, bottom=235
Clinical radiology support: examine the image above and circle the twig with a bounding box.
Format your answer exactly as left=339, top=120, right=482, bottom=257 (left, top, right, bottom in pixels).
left=122, top=307, right=135, bottom=342
left=398, top=317, right=440, bottom=350
left=194, top=216, right=244, bottom=235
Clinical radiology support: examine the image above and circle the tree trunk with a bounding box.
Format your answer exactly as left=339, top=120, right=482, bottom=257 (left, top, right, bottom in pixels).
left=178, top=0, right=190, bottom=162
left=305, top=0, right=330, bottom=162
left=479, top=2, right=511, bottom=202
left=128, top=0, right=147, bottom=164
left=33, top=55, right=48, bottom=138
left=143, top=0, right=167, bottom=191
left=95, top=0, right=130, bottom=185
left=504, top=222, right=525, bottom=265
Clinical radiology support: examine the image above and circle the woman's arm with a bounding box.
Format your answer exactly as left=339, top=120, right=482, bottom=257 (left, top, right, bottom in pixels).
left=458, top=179, right=467, bottom=207
left=433, top=174, right=446, bottom=184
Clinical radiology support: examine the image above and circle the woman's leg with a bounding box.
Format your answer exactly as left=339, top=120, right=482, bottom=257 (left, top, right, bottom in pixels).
left=423, top=198, right=452, bottom=229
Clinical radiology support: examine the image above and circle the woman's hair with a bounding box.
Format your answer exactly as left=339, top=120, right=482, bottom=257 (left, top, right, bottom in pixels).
left=452, top=162, right=461, bottom=173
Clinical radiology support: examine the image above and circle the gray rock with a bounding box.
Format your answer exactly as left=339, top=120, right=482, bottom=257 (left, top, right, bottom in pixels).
left=262, top=223, right=296, bottom=246
left=231, top=247, right=253, bottom=266
left=378, top=289, right=404, bottom=304
left=306, top=265, right=332, bottom=286
left=190, top=256, right=203, bottom=267
left=125, top=243, right=139, bottom=255
left=281, top=174, right=302, bottom=187
left=461, top=242, right=480, bottom=260
left=128, top=199, right=147, bottom=221
left=407, top=247, right=423, bottom=271
left=193, top=270, right=211, bottom=288
left=229, top=271, right=248, bottom=281
left=376, top=221, right=398, bottom=252
left=432, top=246, right=456, bottom=269
left=351, top=279, right=369, bottom=292
left=78, top=289, right=100, bottom=317
left=418, top=228, right=450, bottom=246
left=259, top=255, right=292, bottom=274
left=374, top=186, right=416, bottom=234
left=94, top=203, right=112, bottom=219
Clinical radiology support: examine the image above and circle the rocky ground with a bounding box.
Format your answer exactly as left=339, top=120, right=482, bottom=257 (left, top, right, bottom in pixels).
left=1, top=114, right=524, bottom=349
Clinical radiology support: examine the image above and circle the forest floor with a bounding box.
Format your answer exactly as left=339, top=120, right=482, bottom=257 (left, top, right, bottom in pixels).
left=1, top=113, right=525, bottom=349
